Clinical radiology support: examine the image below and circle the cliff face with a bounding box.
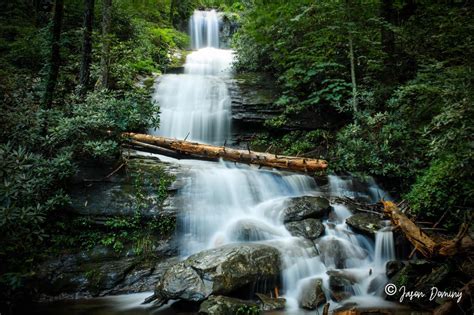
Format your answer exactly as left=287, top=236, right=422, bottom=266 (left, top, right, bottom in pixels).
left=227, top=72, right=281, bottom=127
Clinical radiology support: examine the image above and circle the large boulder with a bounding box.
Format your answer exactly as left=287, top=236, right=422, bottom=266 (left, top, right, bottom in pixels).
left=155, top=243, right=281, bottom=302
left=199, top=295, right=259, bottom=315
left=285, top=218, right=325, bottom=240
left=346, top=213, right=383, bottom=237
left=283, top=197, right=331, bottom=223
left=299, top=278, right=326, bottom=310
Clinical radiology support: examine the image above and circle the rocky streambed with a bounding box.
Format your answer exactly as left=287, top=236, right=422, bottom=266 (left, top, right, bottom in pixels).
left=27, top=153, right=471, bottom=315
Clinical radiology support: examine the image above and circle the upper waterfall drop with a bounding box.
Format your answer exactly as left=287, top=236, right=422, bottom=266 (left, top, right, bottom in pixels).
left=190, top=10, right=220, bottom=49
left=151, top=10, right=233, bottom=145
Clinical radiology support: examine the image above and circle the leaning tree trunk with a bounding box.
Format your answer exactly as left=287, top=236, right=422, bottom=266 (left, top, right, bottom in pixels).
left=42, top=0, right=64, bottom=109
left=382, top=201, right=473, bottom=258
left=79, top=0, right=95, bottom=95
left=99, top=0, right=112, bottom=89
left=123, top=133, right=329, bottom=173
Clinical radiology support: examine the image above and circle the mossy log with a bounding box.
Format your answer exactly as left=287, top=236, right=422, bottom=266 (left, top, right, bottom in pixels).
left=382, top=201, right=473, bottom=258
left=123, top=132, right=328, bottom=173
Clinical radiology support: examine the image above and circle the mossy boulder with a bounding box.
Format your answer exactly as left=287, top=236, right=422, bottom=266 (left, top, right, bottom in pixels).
left=346, top=213, right=383, bottom=237
left=299, top=278, right=326, bottom=310
left=285, top=218, right=325, bottom=240
left=282, top=196, right=331, bottom=223
left=155, top=243, right=281, bottom=303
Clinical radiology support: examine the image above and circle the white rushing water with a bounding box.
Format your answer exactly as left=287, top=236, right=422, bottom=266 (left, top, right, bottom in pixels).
left=151, top=10, right=232, bottom=145
left=150, top=10, right=397, bottom=313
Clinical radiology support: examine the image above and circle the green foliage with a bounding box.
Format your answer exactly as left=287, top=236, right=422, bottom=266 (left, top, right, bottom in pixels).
left=236, top=1, right=473, bottom=228
left=252, top=130, right=331, bottom=158
left=0, top=0, right=176, bottom=299
left=0, top=143, right=73, bottom=249
left=406, top=155, right=473, bottom=227
left=47, top=163, right=176, bottom=257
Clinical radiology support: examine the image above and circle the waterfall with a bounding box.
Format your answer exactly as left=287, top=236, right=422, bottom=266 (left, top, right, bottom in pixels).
left=150, top=10, right=397, bottom=313
left=189, top=10, right=220, bottom=49
left=151, top=10, right=233, bottom=145
left=374, top=223, right=396, bottom=271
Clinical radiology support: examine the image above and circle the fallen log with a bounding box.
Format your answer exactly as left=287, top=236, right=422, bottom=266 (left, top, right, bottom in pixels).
left=382, top=201, right=473, bottom=258
left=122, top=132, right=328, bottom=173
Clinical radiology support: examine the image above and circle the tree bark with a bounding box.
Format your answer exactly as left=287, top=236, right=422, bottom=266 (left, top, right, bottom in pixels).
left=123, top=133, right=329, bottom=173
left=42, top=0, right=64, bottom=109
left=348, top=33, right=358, bottom=113
left=79, top=0, right=95, bottom=95
left=345, top=0, right=358, bottom=113
left=99, top=0, right=112, bottom=89
left=382, top=201, right=473, bottom=258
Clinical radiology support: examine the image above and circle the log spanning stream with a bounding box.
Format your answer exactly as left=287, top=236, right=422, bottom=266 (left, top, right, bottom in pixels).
left=35, top=10, right=403, bottom=315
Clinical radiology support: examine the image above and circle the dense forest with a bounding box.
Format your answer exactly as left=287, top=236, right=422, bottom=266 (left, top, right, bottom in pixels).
left=1, top=0, right=472, bottom=314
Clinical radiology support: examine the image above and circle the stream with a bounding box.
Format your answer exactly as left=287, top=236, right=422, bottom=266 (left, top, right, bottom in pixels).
left=33, top=10, right=406, bottom=315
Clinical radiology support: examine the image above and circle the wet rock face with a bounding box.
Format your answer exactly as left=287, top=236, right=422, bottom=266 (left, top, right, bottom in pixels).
left=227, top=72, right=281, bottom=129
left=35, top=242, right=179, bottom=300
left=68, top=157, right=184, bottom=219
left=155, top=243, right=281, bottom=302
left=299, top=278, right=326, bottom=310
left=346, top=213, right=383, bottom=237
left=255, top=293, right=286, bottom=311
left=283, top=196, right=331, bottom=223
left=199, top=295, right=258, bottom=315
left=285, top=218, right=325, bottom=240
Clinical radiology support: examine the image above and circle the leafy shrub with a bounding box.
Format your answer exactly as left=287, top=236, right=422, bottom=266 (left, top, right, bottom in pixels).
left=406, top=155, right=473, bottom=227
left=48, top=89, right=158, bottom=160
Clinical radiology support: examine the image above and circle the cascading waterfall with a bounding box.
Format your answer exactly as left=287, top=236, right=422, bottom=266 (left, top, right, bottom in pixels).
left=151, top=10, right=397, bottom=313
left=189, top=10, right=220, bottom=49
left=151, top=10, right=232, bottom=145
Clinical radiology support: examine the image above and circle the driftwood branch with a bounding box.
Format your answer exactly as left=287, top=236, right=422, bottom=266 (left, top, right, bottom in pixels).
left=122, top=132, right=328, bottom=173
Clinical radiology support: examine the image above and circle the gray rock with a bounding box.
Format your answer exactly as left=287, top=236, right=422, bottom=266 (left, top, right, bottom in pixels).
left=230, top=219, right=284, bottom=242
left=329, top=275, right=353, bottom=291
left=199, top=295, right=259, bottom=315
left=299, top=278, right=326, bottom=310
left=346, top=213, right=383, bottom=236
left=227, top=73, right=280, bottom=127
left=283, top=196, right=331, bottom=223
left=68, top=158, right=183, bottom=219
left=255, top=293, right=286, bottom=311
left=317, top=237, right=368, bottom=268
left=155, top=243, right=281, bottom=302
left=285, top=218, right=325, bottom=240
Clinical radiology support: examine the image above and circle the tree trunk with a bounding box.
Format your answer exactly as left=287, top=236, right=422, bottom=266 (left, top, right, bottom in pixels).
left=123, top=133, right=329, bottom=173
left=99, top=0, right=112, bottom=89
left=345, top=0, right=358, bottom=113
left=42, top=0, right=64, bottom=109
left=382, top=201, right=473, bottom=258
left=348, top=33, right=358, bottom=113
left=79, top=0, right=95, bottom=95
